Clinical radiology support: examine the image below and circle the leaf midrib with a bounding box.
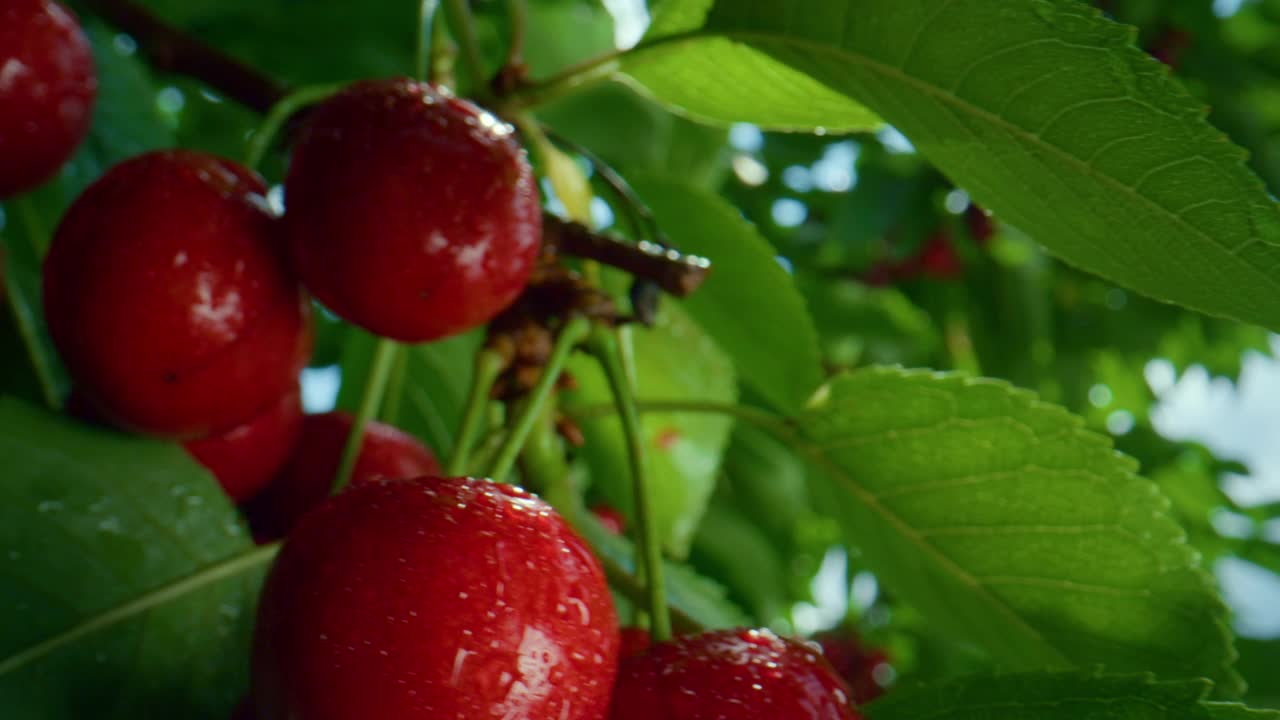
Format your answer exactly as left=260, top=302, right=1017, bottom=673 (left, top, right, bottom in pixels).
left=787, top=427, right=1067, bottom=665
left=642, top=26, right=1280, bottom=309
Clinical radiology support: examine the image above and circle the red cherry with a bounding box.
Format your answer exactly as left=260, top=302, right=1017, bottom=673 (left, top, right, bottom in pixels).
left=618, top=627, right=651, bottom=659
left=964, top=204, right=996, bottom=246
left=610, top=628, right=860, bottom=720
left=252, top=476, right=620, bottom=720
left=244, top=411, right=440, bottom=541
left=814, top=632, right=893, bottom=705
left=591, top=504, right=627, bottom=535
left=284, top=78, right=541, bottom=342
left=0, top=0, right=96, bottom=198
left=916, top=231, right=962, bottom=280
left=183, top=386, right=303, bottom=503
left=1149, top=28, right=1193, bottom=69
left=43, top=150, right=311, bottom=438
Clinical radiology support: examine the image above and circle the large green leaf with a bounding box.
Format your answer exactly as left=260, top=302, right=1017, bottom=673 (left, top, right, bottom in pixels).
left=624, top=0, right=1280, bottom=333
left=865, top=673, right=1275, bottom=720
left=0, top=399, right=262, bottom=719
left=624, top=0, right=881, bottom=131
left=793, top=368, right=1239, bottom=692
left=567, top=305, right=736, bottom=558
left=630, top=176, right=823, bottom=414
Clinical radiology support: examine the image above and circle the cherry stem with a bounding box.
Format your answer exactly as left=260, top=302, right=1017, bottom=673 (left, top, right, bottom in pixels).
left=380, top=345, right=410, bottom=426
left=443, top=0, right=487, bottom=99
left=429, top=8, right=458, bottom=88
left=84, top=0, right=711, bottom=292
left=517, top=411, right=703, bottom=635
left=332, top=337, right=400, bottom=494
left=80, top=0, right=287, bottom=113
left=0, top=542, right=281, bottom=677
left=505, top=0, right=528, bottom=68
left=587, top=326, right=671, bottom=642
left=567, top=399, right=795, bottom=439
left=4, top=198, right=63, bottom=410
left=497, top=30, right=703, bottom=111
left=485, top=315, right=590, bottom=482
left=415, top=0, right=443, bottom=82
left=446, top=348, right=506, bottom=475
left=243, top=84, right=341, bottom=171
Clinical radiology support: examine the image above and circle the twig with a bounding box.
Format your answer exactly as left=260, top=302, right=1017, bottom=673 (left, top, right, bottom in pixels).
left=543, top=215, right=711, bottom=298
left=81, top=0, right=287, bottom=112
left=82, top=0, right=713, bottom=295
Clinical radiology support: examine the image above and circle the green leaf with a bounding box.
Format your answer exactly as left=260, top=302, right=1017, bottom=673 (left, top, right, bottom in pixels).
left=797, top=276, right=941, bottom=370
left=629, top=175, right=824, bottom=414
left=623, top=0, right=881, bottom=131
left=626, top=0, right=1280, bottom=333
left=865, top=672, right=1275, bottom=720
left=689, top=502, right=791, bottom=626
left=793, top=368, right=1240, bottom=692
left=568, top=304, right=736, bottom=558
left=1, top=206, right=65, bottom=408
left=0, top=399, right=261, bottom=718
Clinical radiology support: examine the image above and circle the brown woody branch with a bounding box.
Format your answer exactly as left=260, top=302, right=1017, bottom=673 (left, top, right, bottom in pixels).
left=81, top=0, right=287, bottom=112
left=542, top=215, right=710, bottom=298
left=81, top=0, right=711, bottom=295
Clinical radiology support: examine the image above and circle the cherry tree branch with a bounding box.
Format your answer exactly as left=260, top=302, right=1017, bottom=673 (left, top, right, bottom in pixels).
left=82, top=0, right=287, bottom=113
left=81, top=0, right=712, bottom=295
left=543, top=215, right=711, bottom=298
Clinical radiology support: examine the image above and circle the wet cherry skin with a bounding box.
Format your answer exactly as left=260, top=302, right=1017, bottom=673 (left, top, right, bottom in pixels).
left=591, top=504, right=627, bottom=535
left=284, top=77, right=541, bottom=342
left=252, top=476, right=620, bottom=720
left=244, top=411, right=440, bottom=541
left=183, top=386, right=303, bottom=503
left=0, top=0, right=96, bottom=198
left=814, top=632, right=893, bottom=705
left=609, top=628, right=861, bottom=720
left=42, top=150, right=312, bottom=438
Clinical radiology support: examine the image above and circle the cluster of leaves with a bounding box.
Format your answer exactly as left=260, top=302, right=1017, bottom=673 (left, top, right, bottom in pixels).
left=5, top=0, right=1280, bottom=717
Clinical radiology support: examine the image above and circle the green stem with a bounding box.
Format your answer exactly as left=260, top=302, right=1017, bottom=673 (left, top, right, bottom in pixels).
left=415, top=0, right=443, bottom=82
left=0, top=542, right=280, bottom=677
left=597, top=551, right=701, bottom=635
left=444, top=0, right=487, bottom=97
left=243, top=84, right=342, bottom=171
left=5, top=199, right=62, bottom=409
left=429, top=7, right=457, bottom=88
left=485, top=315, right=590, bottom=482
left=568, top=399, right=794, bottom=438
left=505, top=0, right=528, bottom=67
left=588, top=326, right=670, bottom=642
left=380, top=344, right=408, bottom=426
left=500, top=30, right=702, bottom=111
left=446, top=348, right=506, bottom=476
left=332, top=337, right=399, bottom=493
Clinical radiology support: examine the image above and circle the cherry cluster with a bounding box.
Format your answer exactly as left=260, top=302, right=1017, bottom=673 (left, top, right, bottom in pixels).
left=4, top=2, right=890, bottom=718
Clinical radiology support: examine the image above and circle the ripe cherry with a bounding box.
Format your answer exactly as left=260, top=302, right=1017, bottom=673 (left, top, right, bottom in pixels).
left=609, top=628, right=860, bottom=720
left=814, top=632, right=893, bottom=705
left=916, top=231, right=962, bottom=279
left=0, top=0, right=96, bottom=198
left=284, top=78, right=541, bottom=342
left=591, top=504, right=627, bottom=535
left=252, top=476, right=619, bottom=720
left=618, top=627, right=651, bottom=659
left=244, top=411, right=440, bottom=541
left=42, top=150, right=312, bottom=438
left=183, top=386, right=303, bottom=504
